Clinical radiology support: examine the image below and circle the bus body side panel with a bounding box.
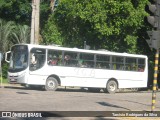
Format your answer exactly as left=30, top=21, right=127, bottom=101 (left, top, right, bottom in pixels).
left=28, top=65, right=148, bottom=88
left=28, top=66, right=48, bottom=85
left=59, top=67, right=105, bottom=87
left=27, top=74, right=46, bottom=85
left=117, top=63, right=148, bottom=88
left=116, top=71, right=147, bottom=88
left=86, top=69, right=148, bottom=88
left=56, top=67, right=87, bottom=87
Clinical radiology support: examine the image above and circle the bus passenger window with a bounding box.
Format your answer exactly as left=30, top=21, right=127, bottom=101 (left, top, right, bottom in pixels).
left=131, top=63, right=138, bottom=71
left=80, top=53, right=94, bottom=68
left=47, top=50, right=62, bottom=66
left=96, top=63, right=102, bottom=69
left=138, top=66, right=144, bottom=72
left=138, top=58, right=145, bottom=72
left=112, top=56, right=124, bottom=70
left=64, top=52, right=78, bottom=67
left=48, top=55, right=58, bottom=65
left=31, top=54, right=37, bottom=65
left=30, top=48, right=46, bottom=71
left=64, top=55, right=71, bottom=65
left=30, top=53, right=37, bottom=70
left=125, top=57, right=137, bottom=71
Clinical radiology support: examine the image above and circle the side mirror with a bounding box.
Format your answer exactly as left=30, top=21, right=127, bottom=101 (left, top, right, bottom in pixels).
left=5, top=51, right=11, bottom=63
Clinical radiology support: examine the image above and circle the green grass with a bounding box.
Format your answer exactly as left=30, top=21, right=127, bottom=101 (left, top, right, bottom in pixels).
left=0, top=78, right=8, bottom=83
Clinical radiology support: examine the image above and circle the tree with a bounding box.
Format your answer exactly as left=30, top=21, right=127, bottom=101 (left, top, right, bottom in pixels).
left=0, top=19, right=15, bottom=52
left=0, top=0, right=51, bottom=27
left=12, top=25, right=31, bottom=44
left=42, top=15, right=64, bottom=45
left=44, top=0, right=149, bottom=53
left=0, top=0, right=31, bottom=25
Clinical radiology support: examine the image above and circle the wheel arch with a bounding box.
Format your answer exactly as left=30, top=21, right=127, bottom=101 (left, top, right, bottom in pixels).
left=47, top=74, right=61, bottom=86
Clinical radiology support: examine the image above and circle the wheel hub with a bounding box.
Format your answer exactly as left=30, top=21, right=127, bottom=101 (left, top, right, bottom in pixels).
left=48, top=81, right=55, bottom=89
left=109, top=84, right=115, bottom=91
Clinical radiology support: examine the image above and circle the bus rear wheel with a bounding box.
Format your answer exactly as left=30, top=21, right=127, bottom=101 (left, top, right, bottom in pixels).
left=45, top=77, right=58, bottom=91
left=106, top=80, right=117, bottom=94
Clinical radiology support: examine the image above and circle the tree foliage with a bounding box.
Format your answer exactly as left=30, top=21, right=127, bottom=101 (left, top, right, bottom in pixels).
left=0, top=0, right=31, bottom=24
left=0, top=0, right=156, bottom=83
left=42, top=16, right=64, bottom=45
left=0, top=0, right=50, bottom=49
left=43, top=0, right=149, bottom=54
left=12, top=25, right=30, bottom=44
left=0, top=0, right=150, bottom=54
left=0, top=0, right=51, bottom=26
left=0, top=19, right=15, bottom=52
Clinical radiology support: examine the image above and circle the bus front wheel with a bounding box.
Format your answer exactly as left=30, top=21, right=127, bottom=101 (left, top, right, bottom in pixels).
left=106, top=80, right=117, bottom=94
left=45, top=77, right=58, bottom=91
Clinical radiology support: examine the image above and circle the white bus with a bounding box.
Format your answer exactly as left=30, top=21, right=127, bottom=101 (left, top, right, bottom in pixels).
left=5, top=44, right=148, bottom=93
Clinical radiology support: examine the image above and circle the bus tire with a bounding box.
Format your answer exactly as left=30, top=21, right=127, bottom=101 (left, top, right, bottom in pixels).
left=106, top=80, right=117, bottom=94
left=45, top=77, right=58, bottom=91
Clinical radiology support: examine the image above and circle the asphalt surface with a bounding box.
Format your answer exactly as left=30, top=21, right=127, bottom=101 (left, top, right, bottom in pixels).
left=0, top=84, right=160, bottom=120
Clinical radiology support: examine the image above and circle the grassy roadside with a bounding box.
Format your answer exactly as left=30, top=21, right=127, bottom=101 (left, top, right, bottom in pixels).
left=0, top=78, right=22, bottom=87
left=0, top=78, right=8, bottom=84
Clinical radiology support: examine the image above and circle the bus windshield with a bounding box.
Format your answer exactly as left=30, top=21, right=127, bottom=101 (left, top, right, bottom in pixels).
left=9, top=45, right=28, bottom=72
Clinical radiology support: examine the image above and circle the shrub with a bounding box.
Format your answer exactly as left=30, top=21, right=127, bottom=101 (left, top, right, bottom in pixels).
left=2, top=62, right=9, bottom=79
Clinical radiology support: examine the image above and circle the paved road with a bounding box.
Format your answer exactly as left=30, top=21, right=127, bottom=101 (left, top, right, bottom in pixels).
left=0, top=85, right=160, bottom=119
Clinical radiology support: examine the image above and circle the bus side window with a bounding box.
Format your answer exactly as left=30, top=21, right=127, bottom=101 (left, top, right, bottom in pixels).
left=64, top=52, right=78, bottom=67
left=80, top=53, right=94, bottom=68
left=138, top=66, right=144, bottom=72
left=48, top=55, right=58, bottom=65
left=96, top=63, right=102, bottom=69
left=96, top=55, right=110, bottom=69
left=125, top=57, right=137, bottom=71
left=113, top=64, right=116, bottom=70
left=138, top=58, right=145, bottom=72
left=30, top=53, right=37, bottom=70
left=58, top=55, right=62, bottom=65
left=130, top=63, right=139, bottom=71
left=112, top=56, right=124, bottom=70
left=64, top=55, right=71, bottom=65
left=31, top=53, right=37, bottom=65
left=48, top=50, right=62, bottom=66
left=30, top=48, right=46, bottom=71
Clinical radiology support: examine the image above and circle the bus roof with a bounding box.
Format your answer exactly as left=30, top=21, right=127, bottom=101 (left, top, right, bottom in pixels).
left=13, top=44, right=147, bottom=58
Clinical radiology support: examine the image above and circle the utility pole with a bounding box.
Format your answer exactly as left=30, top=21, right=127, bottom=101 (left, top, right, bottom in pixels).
left=146, top=0, right=160, bottom=111
left=0, top=52, right=3, bottom=88
left=30, top=0, right=35, bottom=44
left=30, top=0, right=40, bottom=44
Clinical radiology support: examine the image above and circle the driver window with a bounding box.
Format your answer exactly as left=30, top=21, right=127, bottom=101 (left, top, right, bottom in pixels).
left=30, top=48, right=46, bottom=71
